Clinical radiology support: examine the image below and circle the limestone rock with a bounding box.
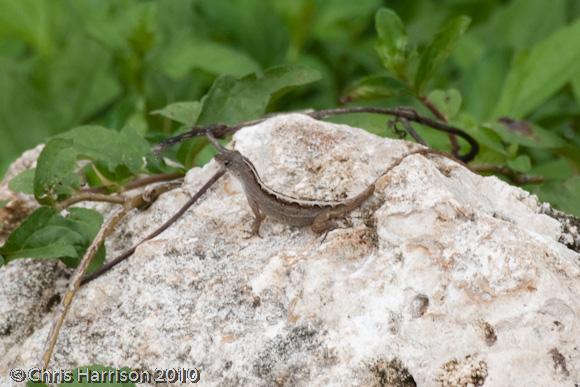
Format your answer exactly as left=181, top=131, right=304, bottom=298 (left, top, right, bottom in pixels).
left=0, top=114, right=578, bottom=386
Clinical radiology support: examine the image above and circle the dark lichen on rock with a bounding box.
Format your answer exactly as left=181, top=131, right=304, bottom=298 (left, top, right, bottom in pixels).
left=437, top=355, right=488, bottom=387
left=548, top=348, right=569, bottom=378
left=252, top=323, right=334, bottom=385
left=478, top=320, right=497, bottom=346
left=364, top=357, right=417, bottom=387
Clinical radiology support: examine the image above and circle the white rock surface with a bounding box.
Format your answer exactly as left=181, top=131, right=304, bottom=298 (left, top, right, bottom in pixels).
left=0, top=114, right=579, bottom=386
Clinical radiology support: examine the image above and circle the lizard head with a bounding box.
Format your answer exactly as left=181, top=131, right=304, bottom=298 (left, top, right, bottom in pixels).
left=214, top=149, right=244, bottom=168
left=215, top=149, right=252, bottom=172
left=214, top=149, right=256, bottom=184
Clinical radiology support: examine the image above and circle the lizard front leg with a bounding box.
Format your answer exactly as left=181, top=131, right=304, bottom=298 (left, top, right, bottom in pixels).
left=247, top=197, right=266, bottom=237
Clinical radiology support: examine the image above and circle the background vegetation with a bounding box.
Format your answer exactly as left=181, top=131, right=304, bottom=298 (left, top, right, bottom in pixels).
left=0, top=0, right=579, bottom=215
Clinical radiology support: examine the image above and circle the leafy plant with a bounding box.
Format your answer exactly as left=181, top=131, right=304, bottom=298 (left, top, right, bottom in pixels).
left=0, top=0, right=578, bottom=274
left=341, top=5, right=580, bottom=216
left=0, top=207, right=104, bottom=267
left=0, top=1, right=579, bottom=274
left=0, top=62, right=320, bottom=271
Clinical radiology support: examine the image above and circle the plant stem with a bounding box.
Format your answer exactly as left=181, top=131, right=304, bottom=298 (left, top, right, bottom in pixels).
left=80, top=172, right=185, bottom=194
left=57, top=193, right=125, bottom=210
left=471, top=164, right=545, bottom=185
left=122, top=172, right=185, bottom=191
left=41, top=205, right=129, bottom=369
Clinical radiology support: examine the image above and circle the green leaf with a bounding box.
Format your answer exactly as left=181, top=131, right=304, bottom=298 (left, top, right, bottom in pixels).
left=9, top=168, right=35, bottom=195
left=311, top=0, right=382, bottom=43
left=494, top=19, right=580, bottom=118
left=161, top=39, right=260, bottom=78
left=341, top=75, right=410, bottom=103
left=30, top=124, right=149, bottom=191
left=142, top=153, right=185, bottom=175
left=374, top=8, right=410, bottom=79
left=452, top=35, right=484, bottom=70
left=58, top=126, right=150, bottom=174
left=484, top=120, right=566, bottom=149
left=479, top=0, right=566, bottom=50
left=177, top=138, right=208, bottom=169
left=122, top=98, right=149, bottom=137
left=570, top=70, right=580, bottom=107
left=67, top=365, right=136, bottom=387
left=427, top=89, right=462, bottom=121
left=474, top=126, right=508, bottom=156
left=49, top=37, right=121, bottom=125
left=326, top=113, right=394, bottom=137
left=65, top=207, right=105, bottom=244
left=415, top=15, right=471, bottom=94
left=60, top=243, right=106, bottom=271
left=193, top=143, right=219, bottom=166
left=460, top=48, right=510, bottom=121
left=0, top=199, right=8, bottom=209
left=530, top=158, right=573, bottom=180
left=198, top=64, right=321, bottom=125
left=0, top=207, right=103, bottom=264
left=190, top=0, right=289, bottom=67
left=531, top=177, right=580, bottom=217
left=507, top=155, right=531, bottom=173
left=152, top=101, right=203, bottom=126
left=123, top=112, right=149, bottom=137
left=0, top=0, right=52, bottom=55
left=85, top=245, right=106, bottom=274
left=34, top=138, right=81, bottom=205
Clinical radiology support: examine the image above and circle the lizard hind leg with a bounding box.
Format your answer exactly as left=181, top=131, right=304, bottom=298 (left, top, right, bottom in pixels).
left=311, top=212, right=339, bottom=234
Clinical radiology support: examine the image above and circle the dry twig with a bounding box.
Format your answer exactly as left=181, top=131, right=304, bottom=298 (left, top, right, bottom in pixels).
left=81, top=168, right=226, bottom=285
left=155, top=107, right=480, bottom=162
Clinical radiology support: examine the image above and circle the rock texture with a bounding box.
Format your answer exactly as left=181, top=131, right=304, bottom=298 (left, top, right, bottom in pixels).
left=0, top=114, right=579, bottom=386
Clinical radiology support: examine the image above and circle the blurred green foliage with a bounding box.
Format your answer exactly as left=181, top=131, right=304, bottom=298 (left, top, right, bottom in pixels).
left=0, top=0, right=579, bottom=215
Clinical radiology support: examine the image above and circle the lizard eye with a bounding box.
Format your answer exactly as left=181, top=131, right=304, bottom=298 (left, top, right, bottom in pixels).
left=224, top=160, right=232, bottom=167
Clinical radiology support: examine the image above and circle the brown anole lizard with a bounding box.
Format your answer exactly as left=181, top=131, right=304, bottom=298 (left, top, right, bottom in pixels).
left=81, top=135, right=460, bottom=284
left=208, top=133, right=458, bottom=236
